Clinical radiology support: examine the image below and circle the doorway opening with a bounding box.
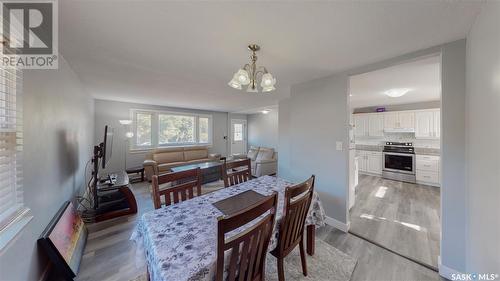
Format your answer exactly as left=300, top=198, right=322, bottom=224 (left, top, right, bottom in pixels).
left=347, top=54, right=442, bottom=269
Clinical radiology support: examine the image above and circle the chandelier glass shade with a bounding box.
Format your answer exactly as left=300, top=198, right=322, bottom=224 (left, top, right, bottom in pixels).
left=228, top=44, right=276, bottom=93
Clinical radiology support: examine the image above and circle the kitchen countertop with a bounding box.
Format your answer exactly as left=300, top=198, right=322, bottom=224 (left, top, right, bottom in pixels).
left=355, top=144, right=440, bottom=156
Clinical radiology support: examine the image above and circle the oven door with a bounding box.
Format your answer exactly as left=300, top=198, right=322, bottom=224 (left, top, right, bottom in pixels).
left=383, top=152, right=415, bottom=174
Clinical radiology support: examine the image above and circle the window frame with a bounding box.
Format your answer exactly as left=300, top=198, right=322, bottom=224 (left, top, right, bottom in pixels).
left=0, top=65, right=32, bottom=251
left=130, top=109, right=213, bottom=150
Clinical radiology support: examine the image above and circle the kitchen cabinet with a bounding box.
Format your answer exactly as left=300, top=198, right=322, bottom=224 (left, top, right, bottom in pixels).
left=356, top=150, right=367, bottom=171
left=384, top=111, right=415, bottom=131
left=367, top=152, right=382, bottom=175
left=415, top=109, right=440, bottom=139
left=416, top=154, right=440, bottom=186
left=353, top=109, right=440, bottom=138
left=383, top=112, right=399, bottom=130
left=356, top=150, right=382, bottom=175
left=433, top=110, right=440, bottom=138
left=354, top=115, right=368, bottom=137
left=368, top=114, right=384, bottom=137
left=399, top=112, right=415, bottom=129
left=354, top=113, right=384, bottom=137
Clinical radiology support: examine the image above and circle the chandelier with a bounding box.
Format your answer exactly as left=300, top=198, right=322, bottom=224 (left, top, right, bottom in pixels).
left=228, top=44, right=276, bottom=93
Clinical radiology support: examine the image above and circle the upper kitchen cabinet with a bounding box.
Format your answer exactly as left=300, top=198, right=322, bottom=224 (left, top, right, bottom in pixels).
left=354, top=113, right=384, bottom=137
left=354, top=114, right=368, bottom=137
left=384, top=111, right=415, bottom=132
left=415, top=109, right=440, bottom=139
left=368, top=114, right=384, bottom=137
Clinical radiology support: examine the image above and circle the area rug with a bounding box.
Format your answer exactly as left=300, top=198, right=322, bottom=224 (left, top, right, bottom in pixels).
left=129, top=239, right=356, bottom=281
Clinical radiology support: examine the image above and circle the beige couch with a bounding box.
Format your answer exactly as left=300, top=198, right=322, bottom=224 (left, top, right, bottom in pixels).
left=143, top=146, right=220, bottom=181
left=234, top=146, right=277, bottom=177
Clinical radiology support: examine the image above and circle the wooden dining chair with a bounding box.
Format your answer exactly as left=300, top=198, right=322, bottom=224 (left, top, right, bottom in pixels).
left=216, top=192, right=278, bottom=281
left=271, top=175, right=315, bottom=281
left=151, top=168, right=202, bottom=209
left=221, top=158, right=252, bottom=187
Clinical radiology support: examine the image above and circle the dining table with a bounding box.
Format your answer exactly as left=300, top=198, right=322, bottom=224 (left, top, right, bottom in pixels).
left=131, top=175, right=326, bottom=281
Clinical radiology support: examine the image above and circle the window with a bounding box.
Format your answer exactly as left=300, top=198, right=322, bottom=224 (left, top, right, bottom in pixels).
left=131, top=110, right=212, bottom=149
left=159, top=114, right=195, bottom=145
left=135, top=112, right=152, bottom=147
left=198, top=117, right=209, bottom=143
left=0, top=67, right=30, bottom=250
left=233, top=123, right=243, bottom=141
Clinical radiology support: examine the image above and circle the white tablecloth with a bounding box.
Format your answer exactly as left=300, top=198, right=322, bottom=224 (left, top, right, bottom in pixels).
left=131, top=175, right=326, bottom=281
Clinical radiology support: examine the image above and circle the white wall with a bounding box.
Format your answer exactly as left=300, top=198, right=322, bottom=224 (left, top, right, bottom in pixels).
left=95, top=100, right=246, bottom=173
left=247, top=110, right=279, bottom=149
left=279, top=74, right=350, bottom=224
left=0, top=57, right=94, bottom=281
left=465, top=1, right=500, bottom=273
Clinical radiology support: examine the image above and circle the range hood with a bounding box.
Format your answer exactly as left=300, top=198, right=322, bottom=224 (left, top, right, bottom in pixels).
left=384, top=128, right=415, bottom=133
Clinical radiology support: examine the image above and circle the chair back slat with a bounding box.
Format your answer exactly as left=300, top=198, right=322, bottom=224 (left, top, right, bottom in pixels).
left=151, top=168, right=202, bottom=209
left=222, top=158, right=252, bottom=187
left=277, top=175, right=315, bottom=256
left=216, top=192, right=278, bottom=281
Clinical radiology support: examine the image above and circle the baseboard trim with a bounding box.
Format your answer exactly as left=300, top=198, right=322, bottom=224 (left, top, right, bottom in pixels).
left=324, top=216, right=349, bottom=232
left=438, top=258, right=463, bottom=280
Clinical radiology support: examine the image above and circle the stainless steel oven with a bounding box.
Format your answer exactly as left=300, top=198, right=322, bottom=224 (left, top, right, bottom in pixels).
left=382, top=142, right=416, bottom=183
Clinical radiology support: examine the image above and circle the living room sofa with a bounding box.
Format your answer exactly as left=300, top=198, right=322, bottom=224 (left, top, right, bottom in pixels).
left=143, top=146, right=220, bottom=181
left=234, top=146, right=277, bottom=177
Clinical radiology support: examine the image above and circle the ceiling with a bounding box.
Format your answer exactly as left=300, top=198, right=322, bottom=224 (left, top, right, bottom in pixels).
left=350, top=55, right=441, bottom=109
left=59, top=1, right=482, bottom=113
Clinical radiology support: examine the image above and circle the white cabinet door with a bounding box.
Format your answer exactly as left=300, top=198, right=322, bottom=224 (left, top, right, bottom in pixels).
left=356, top=151, right=367, bottom=172
left=354, top=115, right=368, bottom=137
left=398, top=112, right=415, bottom=129
left=367, top=152, right=382, bottom=175
left=384, top=112, right=398, bottom=130
left=415, top=109, right=440, bottom=139
left=433, top=110, right=440, bottom=138
left=415, top=111, right=434, bottom=138
left=368, top=114, right=384, bottom=137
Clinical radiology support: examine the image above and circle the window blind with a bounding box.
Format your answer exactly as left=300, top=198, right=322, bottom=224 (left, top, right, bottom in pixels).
left=0, top=66, right=24, bottom=231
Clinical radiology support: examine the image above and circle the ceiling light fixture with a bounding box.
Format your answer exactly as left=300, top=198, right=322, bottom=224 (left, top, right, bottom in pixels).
left=384, top=88, right=412, bottom=98
left=261, top=110, right=270, bottom=114
left=228, top=44, right=276, bottom=93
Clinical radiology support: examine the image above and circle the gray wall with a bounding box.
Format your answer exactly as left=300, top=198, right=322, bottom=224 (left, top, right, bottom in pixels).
left=0, top=56, right=94, bottom=281
left=95, top=100, right=246, bottom=173
left=465, top=2, right=500, bottom=273
left=278, top=40, right=470, bottom=275
left=440, top=40, right=467, bottom=273
left=247, top=110, right=279, bottom=149
left=279, top=74, right=350, bottom=223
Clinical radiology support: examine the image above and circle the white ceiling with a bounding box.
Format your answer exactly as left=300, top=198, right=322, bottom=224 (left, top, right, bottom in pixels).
left=59, top=1, right=482, bottom=113
left=350, top=55, right=441, bottom=109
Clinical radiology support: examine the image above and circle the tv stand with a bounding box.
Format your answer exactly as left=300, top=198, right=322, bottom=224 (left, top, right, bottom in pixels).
left=95, top=171, right=137, bottom=222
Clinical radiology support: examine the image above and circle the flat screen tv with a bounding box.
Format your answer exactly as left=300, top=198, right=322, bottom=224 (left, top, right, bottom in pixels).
left=102, top=125, right=113, bottom=169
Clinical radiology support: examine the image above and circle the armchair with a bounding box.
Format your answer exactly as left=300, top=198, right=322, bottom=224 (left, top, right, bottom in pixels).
left=233, top=146, right=277, bottom=177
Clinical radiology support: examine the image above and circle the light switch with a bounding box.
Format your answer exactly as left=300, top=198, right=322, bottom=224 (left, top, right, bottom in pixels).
left=336, top=141, right=343, bottom=151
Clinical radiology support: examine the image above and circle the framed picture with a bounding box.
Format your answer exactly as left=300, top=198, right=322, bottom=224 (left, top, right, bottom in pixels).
left=38, top=201, right=87, bottom=280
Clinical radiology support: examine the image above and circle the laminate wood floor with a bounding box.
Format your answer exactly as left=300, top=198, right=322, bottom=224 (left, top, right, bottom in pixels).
left=350, top=174, right=441, bottom=269
left=54, top=179, right=443, bottom=281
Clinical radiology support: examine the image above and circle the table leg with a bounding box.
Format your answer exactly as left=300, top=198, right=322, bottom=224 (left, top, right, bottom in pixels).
left=141, top=170, right=144, bottom=182
left=306, top=224, right=315, bottom=256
